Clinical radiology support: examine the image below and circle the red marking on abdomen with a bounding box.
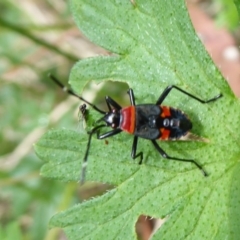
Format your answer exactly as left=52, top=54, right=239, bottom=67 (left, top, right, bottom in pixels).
left=120, top=106, right=135, bottom=134
left=159, top=128, right=170, bottom=140
left=160, top=106, right=171, bottom=118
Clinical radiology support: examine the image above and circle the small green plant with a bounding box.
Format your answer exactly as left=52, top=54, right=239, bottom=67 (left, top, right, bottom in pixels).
left=213, top=0, right=239, bottom=30
left=35, top=0, right=240, bottom=239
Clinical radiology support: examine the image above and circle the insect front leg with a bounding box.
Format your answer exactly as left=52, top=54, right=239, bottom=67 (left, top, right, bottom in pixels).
left=80, top=124, right=105, bottom=184
left=127, top=89, right=136, bottom=106
left=97, top=129, right=122, bottom=139
left=105, top=96, right=122, bottom=111
left=81, top=127, right=122, bottom=184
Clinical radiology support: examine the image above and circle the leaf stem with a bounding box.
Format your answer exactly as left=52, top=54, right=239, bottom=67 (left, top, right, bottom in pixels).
left=0, top=17, right=78, bottom=62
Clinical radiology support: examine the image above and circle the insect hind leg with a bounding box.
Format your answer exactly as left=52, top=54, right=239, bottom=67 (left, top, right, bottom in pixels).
left=151, top=140, right=207, bottom=176
left=156, top=85, right=222, bottom=105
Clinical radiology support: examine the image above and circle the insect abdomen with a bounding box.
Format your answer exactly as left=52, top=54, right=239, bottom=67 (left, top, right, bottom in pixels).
left=159, top=106, right=192, bottom=140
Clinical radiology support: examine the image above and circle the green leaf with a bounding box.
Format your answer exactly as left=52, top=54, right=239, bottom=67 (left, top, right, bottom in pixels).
left=0, top=222, right=23, bottom=240
left=215, top=0, right=239, bottom=30
left=234, top=0, right=240, bottom=18
left=35, top=0, right=240, bottom=239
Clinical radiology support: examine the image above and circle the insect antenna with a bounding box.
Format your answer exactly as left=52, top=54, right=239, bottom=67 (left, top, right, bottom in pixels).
left=49, top=74, right=108, bottom=184
left=48, top=74, right=106, bottom=114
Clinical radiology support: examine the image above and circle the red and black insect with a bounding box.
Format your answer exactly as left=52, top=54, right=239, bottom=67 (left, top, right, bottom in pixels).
left=49, top=74, right=222, bottom=184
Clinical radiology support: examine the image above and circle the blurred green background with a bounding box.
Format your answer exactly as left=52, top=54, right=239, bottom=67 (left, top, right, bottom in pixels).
left=0, top=1, right=112, bottom=239
left=0, top=0, right=239, bottom=240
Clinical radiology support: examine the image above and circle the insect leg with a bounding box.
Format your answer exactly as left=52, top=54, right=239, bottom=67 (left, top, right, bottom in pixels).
left=81, top=127, right=122, bottom=184
left=104, top=88, right=136, bottom=110
left=97, top=129, right=122, bottom=139
left=80, top=124, right=105, bottom=184
left=151, top=140, right=207, bottom=176
left=156, top=85, right=222, bottom=105
left=127, top=90, right=142, bottom=163
left=127, top=89, right=136, bottom=106
left=105, top=96, right=122, bottom=111
left=131, top=136, right=143, bottom=164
